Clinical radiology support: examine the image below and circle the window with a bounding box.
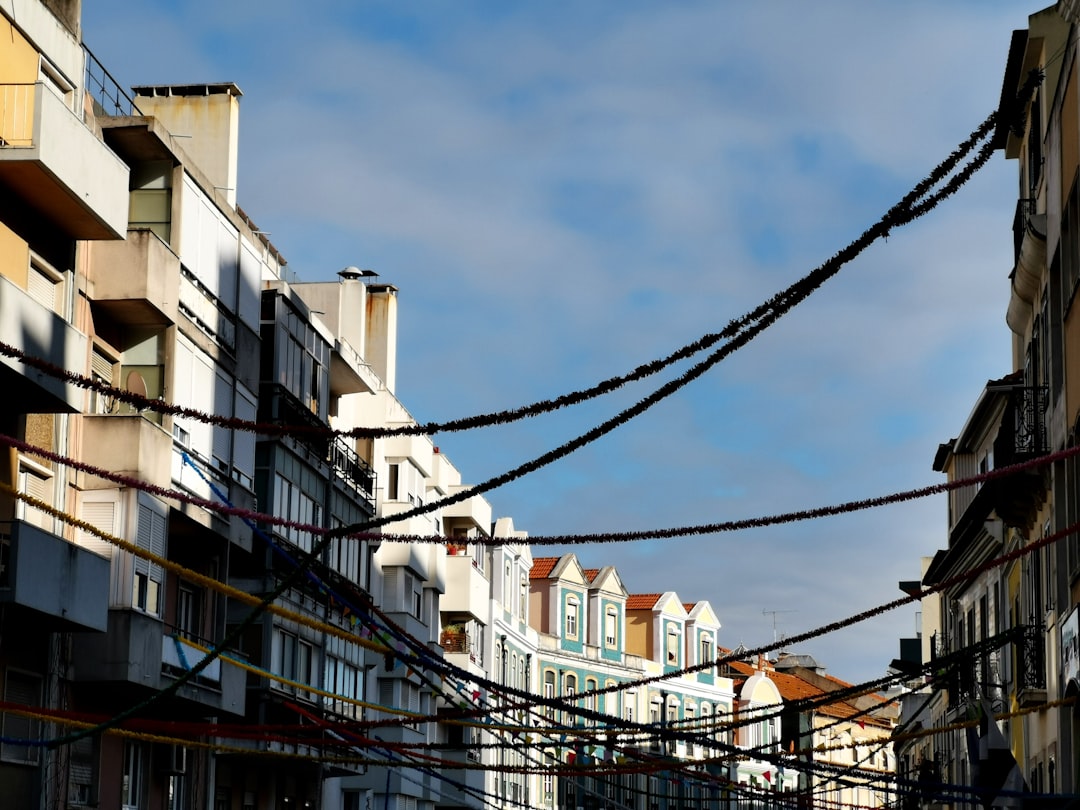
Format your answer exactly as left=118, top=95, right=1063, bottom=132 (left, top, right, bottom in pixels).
left=564, top=674, right=577, bottom=726
left=17, top=460, right=52, bottom=531
left=700, top=634, right=714, bottom=668
left=28, top=254, right=63, bottom=314
left=133, top=495, right=166, bottom=616
left=666, top=625, right=680, bottom=665
left=519, top=575, right=528, bottom=619
left=1, top=670, right=41, bottom=764
left=273, top=472, right=321, bottom=553
left=129, top=161, right=173, bottom=244
left=166, top=773, right=187, bottom=810
left=565, top=596, right=579, bottom=638
left=387, top=463, right=399, bottom=500
left=1062, top=172, right=1080, bottom=306
left=176, top=582, right=201, bottom=641
left=273, top=629, right=314, bottom=696
left=543, top=670, right=556, bottom=721
left=121, top=741, right=146, bottom=809
left=605, top=607, right=618, bottom=646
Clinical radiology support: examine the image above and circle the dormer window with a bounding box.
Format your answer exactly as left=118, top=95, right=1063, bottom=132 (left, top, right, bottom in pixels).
left=700, top=634, right=714, bottom=668
left=605, top=607, right=618, bottom=647
left=565, top=595, right=579, bottom=638
left=666, top=626, right=680, bottom=664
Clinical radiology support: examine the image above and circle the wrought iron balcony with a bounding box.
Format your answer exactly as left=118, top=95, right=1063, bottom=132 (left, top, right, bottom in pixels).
left=1009, top=384, right=1049, bottom=458
left=1017, top=623, right=1046, bottom=700
left=1012, top=197, right=1037, bottom=262
left=329, top=436, right=376, bottom=511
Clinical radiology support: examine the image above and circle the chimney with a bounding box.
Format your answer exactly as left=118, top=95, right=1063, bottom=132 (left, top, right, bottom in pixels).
left=133, top=83, right=242, bottom=208
left=365, top=285, right=398, bottom=394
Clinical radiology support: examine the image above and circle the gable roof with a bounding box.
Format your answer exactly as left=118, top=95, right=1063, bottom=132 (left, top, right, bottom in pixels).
left=626, top=593, right=663, bottom=610
left=530, top=557, right=559, bottom=580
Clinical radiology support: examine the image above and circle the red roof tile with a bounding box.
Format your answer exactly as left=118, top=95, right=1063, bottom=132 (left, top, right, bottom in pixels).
left=529, top=557, right=559, bottom=580
left=583, top=568, right=600, bottom=583
left=626, top=593, right=662, bottom=610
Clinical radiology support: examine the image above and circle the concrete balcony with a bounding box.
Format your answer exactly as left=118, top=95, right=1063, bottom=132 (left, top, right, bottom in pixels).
left=0, top=272, right=88, bottom=413
left=329, top=336, right=380, bottom=397
left=441, top=554, right=490, bottom=622
left=81, top=413, right=172, bottom=489
left=89, top=229, right=181, bottom=326
left=379, top=500, right=438, bottom=538
left=0, top=83, right=128, bottom=239
left=71, top=610, right=246, bottom=716
left=382, top=431, right=433, bottom=477
left=442, top=486, right=492, bottom=534
left=161, top=634, right=247, bottom=717
left=0, top=519, right=109, bottom=633
left=71, top=608, right=165, bottom=686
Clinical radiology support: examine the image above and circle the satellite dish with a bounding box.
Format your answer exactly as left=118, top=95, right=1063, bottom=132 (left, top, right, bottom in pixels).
left=125, top=370, right=148, bottom=399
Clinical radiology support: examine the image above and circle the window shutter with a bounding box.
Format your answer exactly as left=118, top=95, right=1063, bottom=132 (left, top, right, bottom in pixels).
left=78, top=498, right=117, bottom=561
left=212, top=369, right=232, bottom=470
left=378, top=680, right=394, bottom=714
left=27, top=267, right=57, bottom=311
left=19, top=466, right=51, bottom=530
left=1, top=671, right=41, bottom=764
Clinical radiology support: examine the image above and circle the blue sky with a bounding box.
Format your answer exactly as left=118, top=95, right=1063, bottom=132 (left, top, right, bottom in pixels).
left=82, top=1, right=1037, bottom=684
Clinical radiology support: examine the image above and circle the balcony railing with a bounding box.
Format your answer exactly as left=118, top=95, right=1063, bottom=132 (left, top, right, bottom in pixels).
left=329, top=437, right=376, bottom=510
left=1017, top=623, right=1046, bottom=691
left=440, top=630, right=470, bottom=655
left=1012, top=197, right=1037, bottom=262
left=1010, top=384, right=1049, bottom=457
left=83, top=45, right=141, bottom=118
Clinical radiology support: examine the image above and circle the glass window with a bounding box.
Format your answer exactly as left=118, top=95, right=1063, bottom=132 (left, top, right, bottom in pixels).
left=565, top=596, right=579, bottom=638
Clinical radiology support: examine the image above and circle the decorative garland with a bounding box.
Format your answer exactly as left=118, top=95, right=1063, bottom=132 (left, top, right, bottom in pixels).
left=0, top=71, right=1040, bottom=445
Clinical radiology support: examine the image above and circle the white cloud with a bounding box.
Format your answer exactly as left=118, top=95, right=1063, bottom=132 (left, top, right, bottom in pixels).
left=80, top=0, right=1038, bottom=685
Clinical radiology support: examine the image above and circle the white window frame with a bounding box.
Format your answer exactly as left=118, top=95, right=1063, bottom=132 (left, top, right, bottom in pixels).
left=565, top=595, right=579, bottom=639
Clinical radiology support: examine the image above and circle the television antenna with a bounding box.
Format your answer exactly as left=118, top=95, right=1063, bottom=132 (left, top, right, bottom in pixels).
left=762, top=609, right=797, bottom=645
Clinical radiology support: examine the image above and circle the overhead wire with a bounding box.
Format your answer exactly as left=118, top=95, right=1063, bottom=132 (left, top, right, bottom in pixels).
left=0, top=72, right=1037, bottom=449
left=0, top=70, right=1044, bottom=780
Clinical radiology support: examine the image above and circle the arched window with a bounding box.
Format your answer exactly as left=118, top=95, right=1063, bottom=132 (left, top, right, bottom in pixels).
left=519, top=575, right=528, bottom=619
left=584, top=677, right=597, bottom=715
left=666, top=625, right=680, bottom=664
left=605, top=606, right=618, bottom=647
left=564, top=674, right=577, bottom=726
left=543, top=670, right=556, bottom=721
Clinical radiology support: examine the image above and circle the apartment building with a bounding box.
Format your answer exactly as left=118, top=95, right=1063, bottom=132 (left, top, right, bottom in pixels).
left=0, top=1, right=128, bottom=806
left=898, top=4, right=1080, bottom=808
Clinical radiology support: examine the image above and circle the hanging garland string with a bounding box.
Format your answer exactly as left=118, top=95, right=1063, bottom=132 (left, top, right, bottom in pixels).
left=22, top=70, right=1045, bottom=751
left=3, top=427, right=1072, bottom=547
left=0, top=71, right=1040, bottom=444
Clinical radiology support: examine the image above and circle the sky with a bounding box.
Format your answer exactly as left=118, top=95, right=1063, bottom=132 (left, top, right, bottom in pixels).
left=81, top=1, right=1042, bottom=686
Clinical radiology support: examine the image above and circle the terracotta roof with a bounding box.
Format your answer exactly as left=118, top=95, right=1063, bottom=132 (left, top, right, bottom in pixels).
left=683, top=602, right=696, bottom=613
left=529, top=557, right=559, bottom=580
left=626, top=593, right=662, bottom=610
left=583, top=568, right=600, bottom=583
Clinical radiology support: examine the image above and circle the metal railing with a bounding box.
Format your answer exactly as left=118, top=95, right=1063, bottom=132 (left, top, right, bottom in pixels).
left=1012, top=197, right=1037, bottom=261
left=1017, top=623, right=1046, bottom=691
left=82, top=44, right=140, bottom=118
left=329, top=437, right=376, bottom=510
left=1011, top=384, right=1049, bottom=457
